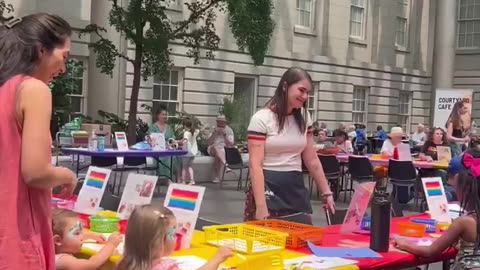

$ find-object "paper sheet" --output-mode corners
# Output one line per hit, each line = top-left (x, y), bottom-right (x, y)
(284, 255), (357, 270)
(307, 242), (382, 259)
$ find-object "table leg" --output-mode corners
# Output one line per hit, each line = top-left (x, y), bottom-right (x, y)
(76, 154), (80, 176)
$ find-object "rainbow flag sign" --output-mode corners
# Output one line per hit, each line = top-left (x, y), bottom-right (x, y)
(168, 189), (199, 211)
(425, 181), (443, 197)
(164, 183), (205, 249)
(75, 166), (112, 215)
(86, 171), (108, 189)
(421, 177), (450, 223)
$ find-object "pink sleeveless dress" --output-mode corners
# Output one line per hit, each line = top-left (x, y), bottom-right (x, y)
(0, 75), (55, 269)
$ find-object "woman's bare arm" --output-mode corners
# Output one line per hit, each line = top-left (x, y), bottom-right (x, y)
(19, 79), (76, 188)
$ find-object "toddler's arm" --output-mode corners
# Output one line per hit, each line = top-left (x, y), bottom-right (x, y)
(56, 232), (122, 270)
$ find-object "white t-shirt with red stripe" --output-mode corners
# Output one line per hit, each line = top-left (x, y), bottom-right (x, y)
(247, 108), (313, 172)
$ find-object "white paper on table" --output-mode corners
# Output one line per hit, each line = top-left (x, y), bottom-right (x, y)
(75, 167), (112, 215)
(117, 173), (158, 219)
(82, 242), (124, 255)
(421, 177), (451, 223)
(340, 182), (376, 234)
(448, 203), (464, 219)
(115, 132), (129, 165)
(170, 256), (208, 270)
(150, 133), (166, 151)
(397, 144), (412, 161)
(284, 255), (358, 270)
(164, 184), (206, 249)
(436, 146), (452, 163)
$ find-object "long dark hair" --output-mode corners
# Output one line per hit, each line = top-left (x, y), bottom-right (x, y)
(426, 127), (448, 146)
(457, 166), (480, 250)
(446, 100), (465, 130)
(0, 13), (72, 87)
(183, 118), (195, 134)
(266, 67), (312, 134)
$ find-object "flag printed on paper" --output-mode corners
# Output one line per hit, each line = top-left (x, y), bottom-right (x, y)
(86, 171), (108, 189)
(167, 189), (199, 211)
(425, 181), (443, 197)
(117, 133), (126, 141)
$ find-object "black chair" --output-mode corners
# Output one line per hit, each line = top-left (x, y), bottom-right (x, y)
(222, 147), (250, 190)
(325, 209), (348, 226)
(388, 159), (419, 208)
(391, 199), (404, 217)
(99, 190), (121, 211)
(345, 156), (374, 202)
(313, 155), (341, 201)
(195, 217), (221, 230)
(72, 180), (120, 212)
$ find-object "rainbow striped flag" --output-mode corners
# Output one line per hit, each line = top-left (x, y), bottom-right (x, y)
(167, 189), (199, 211)
(116, 133), (126, 140)
(86, 171), (107, 189)
(425, 181), (443, 197)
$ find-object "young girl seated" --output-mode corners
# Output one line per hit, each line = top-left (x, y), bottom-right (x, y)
(117, 205), (233, 270)
(394, 152), (480, 269)
(52, 208), (122, 270)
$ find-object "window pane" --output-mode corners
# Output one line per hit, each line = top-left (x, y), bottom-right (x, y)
(299, 0), (305, 9)
(70, 97), (82, 113)
(161, 85), (170, 100)
(460, 22), (466, 34)
(170, 71), (178, 85)
(305, 0), (312, 11)
(170, 86), (178, 101)
(167, 102), (177, 115)
(71, 79), (83, 95)
(475, 33), (480, 47)
(475, 5), (480, 18)
(467, 34), (474, 47)
(460, 6), (467, 19)
(153, 85), (161, 100)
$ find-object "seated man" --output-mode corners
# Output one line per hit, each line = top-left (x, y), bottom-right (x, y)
(445, 156), (461, 202)
(207, 115), (235, 183)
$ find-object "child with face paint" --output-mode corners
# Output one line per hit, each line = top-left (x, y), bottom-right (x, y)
(52, 208), (122, 270)
(117, 205), (233, 270)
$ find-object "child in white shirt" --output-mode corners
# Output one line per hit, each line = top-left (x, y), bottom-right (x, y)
(178, 119), (199, 185)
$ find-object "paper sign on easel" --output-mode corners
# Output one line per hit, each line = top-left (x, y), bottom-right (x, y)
(340, 182), (376, 234)
(397, 144), (412, 161)
(75, 166), (112, 215)
(164, 183), (206, 249)
(149, 133), (166, 151)
(421, 177), (451, 223)
(117, 173), (158, 219)
(436, 146), (452, 163)
(115, 132), (129, 165)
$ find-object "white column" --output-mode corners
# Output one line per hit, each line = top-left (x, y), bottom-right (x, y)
(87, 0), (127, 119)
(431, 0), (457, 122)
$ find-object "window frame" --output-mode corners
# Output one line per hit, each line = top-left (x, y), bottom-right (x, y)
(395, 0), (410, 49)
(306, 82), (319, 121)
(152, 69), (183, 117)
(296, 0), (316, 30)
(352, 86), (368, 126)
(349, 0), (367, 40)
(66, 57), (87, 116)
(398, 91), (412, 133)
(457, 0), (480, 49)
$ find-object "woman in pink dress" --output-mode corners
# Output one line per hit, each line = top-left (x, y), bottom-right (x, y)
(0, 13), (77, 269)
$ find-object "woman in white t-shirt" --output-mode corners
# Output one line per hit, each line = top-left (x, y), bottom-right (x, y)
(244, 67), (335, 223)
(178, 119), (199, 185)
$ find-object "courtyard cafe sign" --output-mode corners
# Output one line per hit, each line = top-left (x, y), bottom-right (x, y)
(433, 89), (473, 129)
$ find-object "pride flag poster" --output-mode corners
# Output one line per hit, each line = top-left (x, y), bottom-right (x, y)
(115, 132), (129, 165)
(421, 177), (450, 223)
(164, 184), (205, 249)
(75, 166), (112, 215)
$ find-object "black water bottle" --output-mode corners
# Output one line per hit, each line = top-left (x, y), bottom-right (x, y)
(370, 192), (391, 252)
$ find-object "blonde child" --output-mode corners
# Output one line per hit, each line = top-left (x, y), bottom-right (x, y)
(52, 208), (122, 270)
(394, 152), (480, 269)
(117, 205), (233, 270)
(178, 119), (199, 185)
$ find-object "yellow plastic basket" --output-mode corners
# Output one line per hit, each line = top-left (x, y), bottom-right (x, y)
(233, 251), (284, 270)
(203, 224), (288, 254)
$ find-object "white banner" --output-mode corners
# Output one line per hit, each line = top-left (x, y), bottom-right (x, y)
(433, 89), (473, 130)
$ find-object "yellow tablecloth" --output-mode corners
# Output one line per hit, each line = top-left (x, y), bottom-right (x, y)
(80, 231), (359, 270)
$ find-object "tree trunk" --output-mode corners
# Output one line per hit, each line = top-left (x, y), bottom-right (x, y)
(127, 47), (143, 145)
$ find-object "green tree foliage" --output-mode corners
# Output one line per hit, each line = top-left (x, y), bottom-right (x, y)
(81, 0), (274, 144)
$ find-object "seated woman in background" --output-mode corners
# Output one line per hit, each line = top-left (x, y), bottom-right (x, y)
(333, 129), (353, 154)
(316, 129), (333, 148)
(419, 127), (450, 183)
(380, 127), (404, 158)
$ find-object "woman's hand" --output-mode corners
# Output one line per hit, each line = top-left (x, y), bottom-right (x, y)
(322, 194), (336, 214)
(57, 168), (77, 199)
(255, 205), (269, 220)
